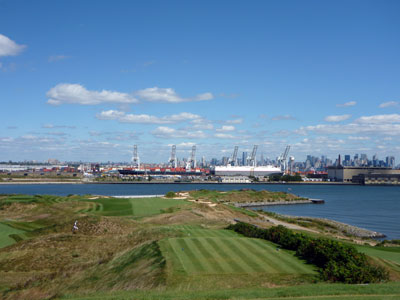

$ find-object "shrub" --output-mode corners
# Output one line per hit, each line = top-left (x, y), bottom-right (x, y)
(227, 222), (388, 283)
(165, 191), (176, 198)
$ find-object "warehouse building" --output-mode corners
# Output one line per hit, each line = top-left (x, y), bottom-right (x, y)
(327, 166), (400, 183)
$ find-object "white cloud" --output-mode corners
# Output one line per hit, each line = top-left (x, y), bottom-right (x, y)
(324, 114), (351, 122)
(355, 114), (400, 124)
(0, 34), (26, 56)
(271, 115), (296, 121)
(301, 123), (400, 136)
(136, 87), (213, 103)
(97, 110), (201, 124)
(226, 118), (243, 124)
(46, 83), (138, 105)
(152, 126), (206, 139)
(216, 125), (235, 132)
(348, 136), (370, 141)
(214, 133), (235, 139)
(42, 124), (76, 129)
(191, 118), (214, 130)
(379, 101), (399, 108)
(336, 101), (356, 107)
(169, 142), (195, 148)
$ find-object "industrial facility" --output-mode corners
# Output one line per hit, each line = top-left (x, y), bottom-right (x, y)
(116, 144), (291, 179)
(213, 145), (287, 176)
(327, 165), (400, 184)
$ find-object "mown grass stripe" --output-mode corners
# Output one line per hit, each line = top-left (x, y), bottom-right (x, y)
(175, 238), (206, 273)
(198, 237), (235, 273)
(190, 238), (225, 273)
(251, 238), (314, 274)
(204, 237), (246, 273)
(165, 239), (188, 274)
(212, 238), (254, 273)
(237, 238), (281, 273)
(250, 238), (300, 273)
(222, 238), (265, 273)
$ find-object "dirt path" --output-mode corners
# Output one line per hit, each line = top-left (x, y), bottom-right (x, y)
(260, 215), (320, 233)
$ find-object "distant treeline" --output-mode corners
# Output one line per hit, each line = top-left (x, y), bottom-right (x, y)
(227, 222), (388, 283)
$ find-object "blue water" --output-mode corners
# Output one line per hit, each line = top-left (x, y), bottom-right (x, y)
(0, 183), (399, 239)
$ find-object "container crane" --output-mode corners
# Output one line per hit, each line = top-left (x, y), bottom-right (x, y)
(227, 146), (239, 166)
(247, 145), (258, 167)
(132, 145), (140, 169)
(278, 145), (291, 173)
(186, 145), (196, 171)
(168, 145), (177, 168)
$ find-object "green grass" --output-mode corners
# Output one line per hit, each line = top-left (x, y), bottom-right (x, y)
(226, 204), (258, 217)
(61, 282), (400, 299)
(159, 226), (316, 278)
(356, 244), (400, 272)
(84, 197), (190, 217)
(162, 236), (316, 275)
(0, 223), (26, 248)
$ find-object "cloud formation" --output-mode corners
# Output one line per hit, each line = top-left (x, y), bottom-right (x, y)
(97, 110), (201, 124)
(216, 125), (235, 132)
(136, 87), (213, 103)
(46, 84), (138, 105)
(226, 118), (243, 124)
(214, 133), (235, 139)
(0, 34), (26, 56)
(271, 115), (296, 121)
(336, 101), (356, 107)
(152, 126), (206, 139)
(324, 114), (351, 122)
(355, 114), (400, 124)
(379, 101), (398, 108)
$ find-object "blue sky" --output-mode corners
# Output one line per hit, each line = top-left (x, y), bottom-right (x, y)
(1, 0), (400, 163)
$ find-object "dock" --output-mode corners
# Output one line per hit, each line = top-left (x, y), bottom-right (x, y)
(234, 198), (324, 208)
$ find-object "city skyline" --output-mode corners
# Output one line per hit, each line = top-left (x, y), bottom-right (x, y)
(1, 1), (400, 162)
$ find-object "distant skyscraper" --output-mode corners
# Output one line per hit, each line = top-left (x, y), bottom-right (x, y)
(344, 155), (350, 166)
(242, 152), (248, 166)
(386, 156), (395, 168)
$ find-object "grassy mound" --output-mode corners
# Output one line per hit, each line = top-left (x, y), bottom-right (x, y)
(189, 189), (306, 203)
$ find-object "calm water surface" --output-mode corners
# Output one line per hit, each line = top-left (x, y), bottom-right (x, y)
(0, 183), (399, 239)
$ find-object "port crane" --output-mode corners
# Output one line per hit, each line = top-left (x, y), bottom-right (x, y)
(227, 146), (239, 166)
(168, 145), (177, 168)
(186, 145), (196, 171)
(247, 145), (258, 167)
(132, 145), (140, 169)
(278, 145), (291, 173)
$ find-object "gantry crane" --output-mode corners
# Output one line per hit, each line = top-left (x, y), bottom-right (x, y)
(132, 145), (140, 168)
(168, 145), (177, 168)
(186, 145), (196, 171)
(278, 145), (291, 173)
(227, 146), (239, 166)
(247, 145), (258, 167)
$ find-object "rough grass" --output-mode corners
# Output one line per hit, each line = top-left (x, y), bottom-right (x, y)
(188, 189), (306, 204)
(1, 192), (400, 299)
(61, 282), (400, 299)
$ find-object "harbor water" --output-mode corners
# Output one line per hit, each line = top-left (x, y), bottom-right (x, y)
(0, 183), (399, 239)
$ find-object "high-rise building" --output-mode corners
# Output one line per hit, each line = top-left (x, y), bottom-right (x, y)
(386, 156), (395, 168)
(242, 152), (248, 166)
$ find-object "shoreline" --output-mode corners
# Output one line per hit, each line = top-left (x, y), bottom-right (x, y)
(0, 180), (358, 185)
(234, 199), (324, 207)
